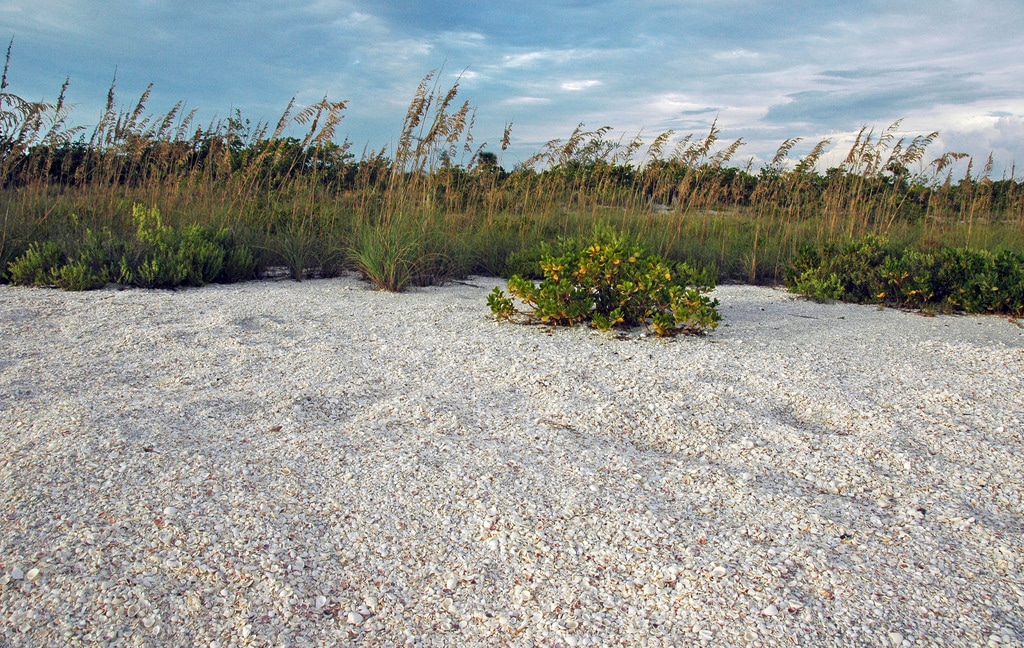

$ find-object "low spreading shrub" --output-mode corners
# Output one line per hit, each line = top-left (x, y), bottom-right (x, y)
(785, 235), (892, 304)
(879, 248), (940, 310)
(489, 229), (720, 336)
(6, 233), (112, 290)
(129, 204), (227, 288)
(785, 235), (1024, 316)
(499, 239), (577, 281)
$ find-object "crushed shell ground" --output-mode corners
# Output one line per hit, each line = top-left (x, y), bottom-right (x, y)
(1, 275), (1022, 647)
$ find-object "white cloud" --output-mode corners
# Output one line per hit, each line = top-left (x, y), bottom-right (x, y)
(712, 49), (761, 61)
(500, 51), (555, 68)
(560, 80), (602, 92)
(438, 31), (487, 47)
(334, 11), (383, 30)
(503, 96), (551, 106)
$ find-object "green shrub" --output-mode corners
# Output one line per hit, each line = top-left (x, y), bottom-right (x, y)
(218, 242), (258, 283)
(500, 238), (579, 280)
(130, 204), (186, 288)
(991, 250), (1024, 316)
(785, 244), (839, 301)
(880, 248), (939, 309)
(8, 229), (119, 290)
(488, 229), (720, 336)
(787, 270), (845, 303)
(128, 204), (233, 288)
(6, 206), (256, 291)
(52, 260), (106, 291)
(937, 247), (996, 313)
(786, 235), (1024, 315)
(787, 235), (892, 303)
(7, 241), (63, 286)
(178, 225), (226, 286)
(59, 227), (120, 290)
(935, 248), (1024, 315)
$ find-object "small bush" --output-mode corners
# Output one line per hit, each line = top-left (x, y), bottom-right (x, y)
(936, 247), (996, 313)
(129, 204), (186, 288)
(128, 204), (234, 288)
(52, 260), (106, 291)
(8, 241), (63, 286)
(178, 225), (226, 286)
(218, 241), (258, 283)
(500, 238), (579, 280)
(880, 248), (939, 309)
(5, 206), (256, 291)
(785, 235), (891, 303)
(7, 229), (121, 290)
(991, 250), (1024, 316)
(489, 229), (720, 336)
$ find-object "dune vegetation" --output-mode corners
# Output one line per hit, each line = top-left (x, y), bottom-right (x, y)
(2, 43), (1022, 313)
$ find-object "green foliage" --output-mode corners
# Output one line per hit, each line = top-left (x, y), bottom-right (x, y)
(179, 225), (226, 286)
(931, 247), (1024, 316)
(52, 259), (105, 291)
(489, 229), (720, 336)
(53, 226), (115, 290)
(486, 286), (516, 319)
(7, 240), (62, 286)
(126, 203), (260, 288)
(786, 244), (844, 302)
(785, 235), (1024, 315)
(6, 205), (256, 291)
(786, 235), (892, 303)
(500, 237), (585, 280)
(130, 204), (226, 288)
(991, 250), (1024, 316)
(218, 239), (258, 283)
(6, 234), (111, 290)
(936, 247), (995, 313)
(880, 248), (939, 310)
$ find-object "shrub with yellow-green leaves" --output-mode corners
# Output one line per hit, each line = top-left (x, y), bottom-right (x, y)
(488, 230), (720, 336)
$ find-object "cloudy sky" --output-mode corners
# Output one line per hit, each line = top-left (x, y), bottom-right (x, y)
(3, 0), (1023, 175)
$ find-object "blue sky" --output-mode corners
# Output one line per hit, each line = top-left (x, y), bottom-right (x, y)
(3, 0), (1023, 176)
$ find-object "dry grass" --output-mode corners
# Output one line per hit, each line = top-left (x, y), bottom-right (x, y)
(1, 50), (1022, 288)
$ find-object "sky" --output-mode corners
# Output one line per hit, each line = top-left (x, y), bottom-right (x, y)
(3, 0), (1024, 177)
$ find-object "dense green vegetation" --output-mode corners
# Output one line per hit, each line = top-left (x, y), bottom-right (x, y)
(786, 235), (1024, 316)
(2, 43), (1022, 313)
(488, 229), (720, 336)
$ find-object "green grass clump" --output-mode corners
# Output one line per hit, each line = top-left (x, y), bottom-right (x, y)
(489, 228), (720, 336)
(785, 235), (1024, 316)
(347, 215), (438, 291)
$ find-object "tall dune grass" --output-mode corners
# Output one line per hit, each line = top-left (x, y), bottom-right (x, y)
(2, 45), (1022, 289)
